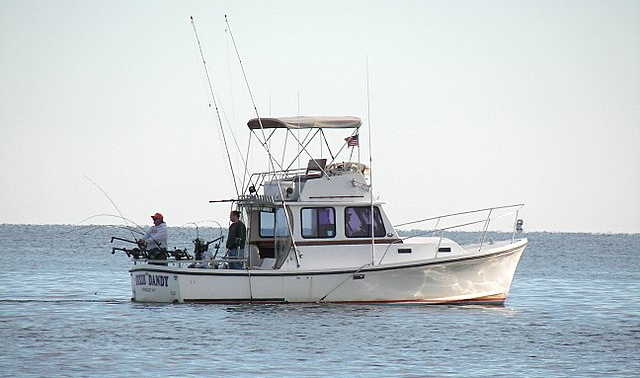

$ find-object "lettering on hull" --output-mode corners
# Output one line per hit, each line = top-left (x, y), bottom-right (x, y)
(134, 273), (169, 287)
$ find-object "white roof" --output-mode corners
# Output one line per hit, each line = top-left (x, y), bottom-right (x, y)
(247, 116), (362, 130)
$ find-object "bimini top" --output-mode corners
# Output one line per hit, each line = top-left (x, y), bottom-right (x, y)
(247, 116), (361, 130)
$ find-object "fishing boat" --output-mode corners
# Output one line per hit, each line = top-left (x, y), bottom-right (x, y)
(125, 116), (527, 305)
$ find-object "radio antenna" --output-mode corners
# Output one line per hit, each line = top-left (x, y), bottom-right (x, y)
(366, 55), (375, 265)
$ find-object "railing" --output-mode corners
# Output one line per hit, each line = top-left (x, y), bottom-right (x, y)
(245, 168), (307, 195)
(133, 257), (249, 269)
(237, 194), (278, 206)
(378, 204), (524, 264)
(243, 162), (363, 200)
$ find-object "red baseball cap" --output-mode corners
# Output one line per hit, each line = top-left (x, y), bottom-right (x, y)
(151, 212), (163, 220)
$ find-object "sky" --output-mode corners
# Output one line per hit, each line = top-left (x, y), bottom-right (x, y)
(1, 0), (639, 233)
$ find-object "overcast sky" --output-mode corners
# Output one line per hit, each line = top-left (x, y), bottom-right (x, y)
(1, 0), (639, 233)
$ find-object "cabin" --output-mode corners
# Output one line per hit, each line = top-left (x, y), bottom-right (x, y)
(237, 158), (408, 270)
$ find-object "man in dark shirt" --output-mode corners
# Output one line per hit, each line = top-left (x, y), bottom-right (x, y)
(226, 210), (246, 269)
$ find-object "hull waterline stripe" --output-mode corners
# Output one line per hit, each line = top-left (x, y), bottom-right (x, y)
(178, 296), (506, 305)
(183, 298), (287, 304)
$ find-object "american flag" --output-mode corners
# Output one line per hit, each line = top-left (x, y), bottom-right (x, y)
(344, 134), (359, 147)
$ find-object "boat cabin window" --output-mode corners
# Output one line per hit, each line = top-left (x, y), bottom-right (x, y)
(345, 206), (386, 238)
(259, 208), (289, 238)
(301, 207), (336, 238)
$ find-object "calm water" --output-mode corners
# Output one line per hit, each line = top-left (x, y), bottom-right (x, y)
(0, 225), (638, 377)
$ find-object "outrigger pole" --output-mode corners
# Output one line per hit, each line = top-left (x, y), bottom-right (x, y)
(190, 16), (240, 198)
(224, 16), (332, 184)
(225, 15), (301, 267)
(224, 15), (271, 161)
(224, 16), (299, 184)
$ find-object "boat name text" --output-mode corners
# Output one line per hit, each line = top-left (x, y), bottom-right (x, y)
(135, 273), (169, 287)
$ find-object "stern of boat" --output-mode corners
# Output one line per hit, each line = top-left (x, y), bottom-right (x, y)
(130, 268), (182, 303)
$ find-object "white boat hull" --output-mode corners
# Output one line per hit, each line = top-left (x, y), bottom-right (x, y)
(130, 239), (526, 305)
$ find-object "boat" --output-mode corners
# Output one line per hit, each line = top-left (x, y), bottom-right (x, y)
(123, 116), (527, 305)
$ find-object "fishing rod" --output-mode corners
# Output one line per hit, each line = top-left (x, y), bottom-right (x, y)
(178, 220), (226, 262)
(110, 235), (145, 258)
(110, 236), (138, 245)
(63, 224), (144, 238)
(83, 176), (139, 241)
(80, 212), (164, 255)
(190, 16), (240, 198)
(208, 199), (237, 203)
(77, 214), (146, 234)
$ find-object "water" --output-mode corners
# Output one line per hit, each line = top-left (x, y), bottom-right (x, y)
(0, 225), (638, 377)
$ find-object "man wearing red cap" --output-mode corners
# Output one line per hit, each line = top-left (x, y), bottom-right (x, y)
(138, 212), (168, 251)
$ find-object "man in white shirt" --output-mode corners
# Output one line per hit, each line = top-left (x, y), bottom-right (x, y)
(138, 212), (168, 251)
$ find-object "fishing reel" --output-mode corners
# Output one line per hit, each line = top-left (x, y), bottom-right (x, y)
(110, 236), (149, 259)
(192, 236), (224, 260)
(169, 248), (192, 260)
(193, 237), (210, 261)
(111, 246), (148, 259)
(187, 236), (226, 269)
